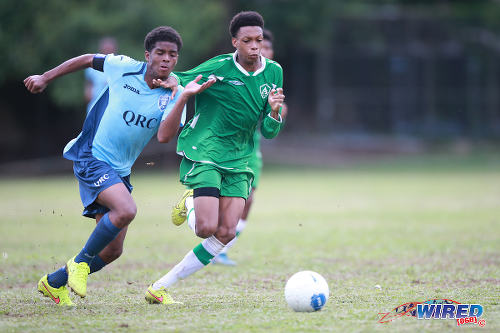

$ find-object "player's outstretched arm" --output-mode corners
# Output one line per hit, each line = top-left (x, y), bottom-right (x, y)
(157, 75), (215, 143)
(24, 54), (95, 94)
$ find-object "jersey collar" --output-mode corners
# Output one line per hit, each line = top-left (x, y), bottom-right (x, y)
(232, 52), (266, 76)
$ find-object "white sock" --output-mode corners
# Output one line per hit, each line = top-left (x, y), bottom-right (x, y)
(152, 236), (224, 289)
(152, 251), (203, 289)
(219, 236), (237, 254)
(236, 219), (247, 234)
(186, 196), (196, 234)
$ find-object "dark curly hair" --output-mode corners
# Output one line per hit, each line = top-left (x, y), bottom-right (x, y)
(144, 26), (182, 52)
(229, 11), (264, 38)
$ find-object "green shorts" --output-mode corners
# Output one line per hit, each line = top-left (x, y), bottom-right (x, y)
(179, 158), (254, 199)
(247, 150), (263, 189)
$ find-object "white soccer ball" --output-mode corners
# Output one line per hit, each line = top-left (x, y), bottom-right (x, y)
(284, 271), (329, 312)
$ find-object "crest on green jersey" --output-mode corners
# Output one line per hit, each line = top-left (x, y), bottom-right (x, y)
(260, 83), (271, 99)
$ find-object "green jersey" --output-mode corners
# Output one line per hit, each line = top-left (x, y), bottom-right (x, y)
(253, 128), (261, 156)
(175, 52), (283, 170)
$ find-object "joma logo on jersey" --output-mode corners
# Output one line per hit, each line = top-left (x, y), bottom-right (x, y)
(260, 83), (271, 99)
(123, 110), (158, 129)
(94, 174), (109, 187)
(123, 83), (140, 94)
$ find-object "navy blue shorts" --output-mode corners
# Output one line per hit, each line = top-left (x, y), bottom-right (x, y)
(73, 158), (133, 219)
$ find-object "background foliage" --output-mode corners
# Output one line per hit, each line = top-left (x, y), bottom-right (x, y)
(2, 0), (500, 162)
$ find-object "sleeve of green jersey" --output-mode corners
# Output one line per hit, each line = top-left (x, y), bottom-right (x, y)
(260, 63), (284, 139)
(173, 54), (229, 86)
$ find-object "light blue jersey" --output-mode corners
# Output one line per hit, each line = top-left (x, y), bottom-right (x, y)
(64, 54), (186, 177)
(85, 67), (108, 111)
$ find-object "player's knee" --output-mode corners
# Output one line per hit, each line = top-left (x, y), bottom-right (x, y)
(216, 227), (235, 245)
(195, 223), (217, 238)
(114, 205), (137, 226)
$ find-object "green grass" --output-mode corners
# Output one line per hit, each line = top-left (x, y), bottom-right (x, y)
(0, 153), (499, 332)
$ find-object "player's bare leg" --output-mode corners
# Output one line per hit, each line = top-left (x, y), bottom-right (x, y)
(241, 190), (254, 221)
(148, 196), (244, 303)
(215, 196), (245, 244)
(90, 213), (129, 272)
(67, 183), (136, 297)
(214, 191), (253, 265)
(193, 196), (219, 238)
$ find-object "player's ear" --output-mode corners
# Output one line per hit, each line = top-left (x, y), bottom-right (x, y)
(231, 37), (238, 48)
(145, 50), (150, 62)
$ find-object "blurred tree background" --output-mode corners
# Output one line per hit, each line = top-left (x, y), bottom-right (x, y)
(1, 0), (500, 163)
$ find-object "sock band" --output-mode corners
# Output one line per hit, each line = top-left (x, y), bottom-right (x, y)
(193, 243), (213, 265)
(194, 187), (220, 198)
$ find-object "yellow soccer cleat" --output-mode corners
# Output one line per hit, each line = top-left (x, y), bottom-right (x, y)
(145, 285), (183, 305)
(38, 274), (74, 306)
(171, 189), (193, 226)
(66, 256), (90, 298)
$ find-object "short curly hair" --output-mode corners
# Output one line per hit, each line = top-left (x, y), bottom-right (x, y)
(229, 11), (264, 38)
(144, 26), (182, 52)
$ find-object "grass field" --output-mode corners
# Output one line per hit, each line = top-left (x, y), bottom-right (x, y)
(0, 153), (499, 332)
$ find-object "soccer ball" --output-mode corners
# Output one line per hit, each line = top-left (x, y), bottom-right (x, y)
(284, 271), (329, 312)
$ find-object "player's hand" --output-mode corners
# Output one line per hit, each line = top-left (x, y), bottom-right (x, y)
(182, 74), (216, 98)
(268, 88), (285, 113)
(152, 75), (179, 98)
(24, 74), (49, 94)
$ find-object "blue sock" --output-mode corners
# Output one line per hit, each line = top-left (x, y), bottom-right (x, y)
(89, 255), (107, 274)
(74, 213), (121, 264)
(47, 266), (68, 288)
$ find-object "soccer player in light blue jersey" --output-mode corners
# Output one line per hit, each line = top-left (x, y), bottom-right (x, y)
(24, 26), (215, 306)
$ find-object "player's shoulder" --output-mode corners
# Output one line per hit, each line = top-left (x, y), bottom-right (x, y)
(104, 54), (144, 73)
(200, 53), (234, 68)
(209, 53), (234, 63)
(265, 58), (283, 71)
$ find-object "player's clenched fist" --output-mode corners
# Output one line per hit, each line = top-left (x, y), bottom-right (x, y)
(24, 74), (49, 94)
(268, 87), (285, 115)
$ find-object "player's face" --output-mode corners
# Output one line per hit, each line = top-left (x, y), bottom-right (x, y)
(261, 39), (274, 59)
(232, 26), (263, 65)
(145, 41), (178, 80)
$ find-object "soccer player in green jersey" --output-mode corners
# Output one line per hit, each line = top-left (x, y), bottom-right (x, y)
(145, 11), (285, 304)
(212, 28), (289, 266)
